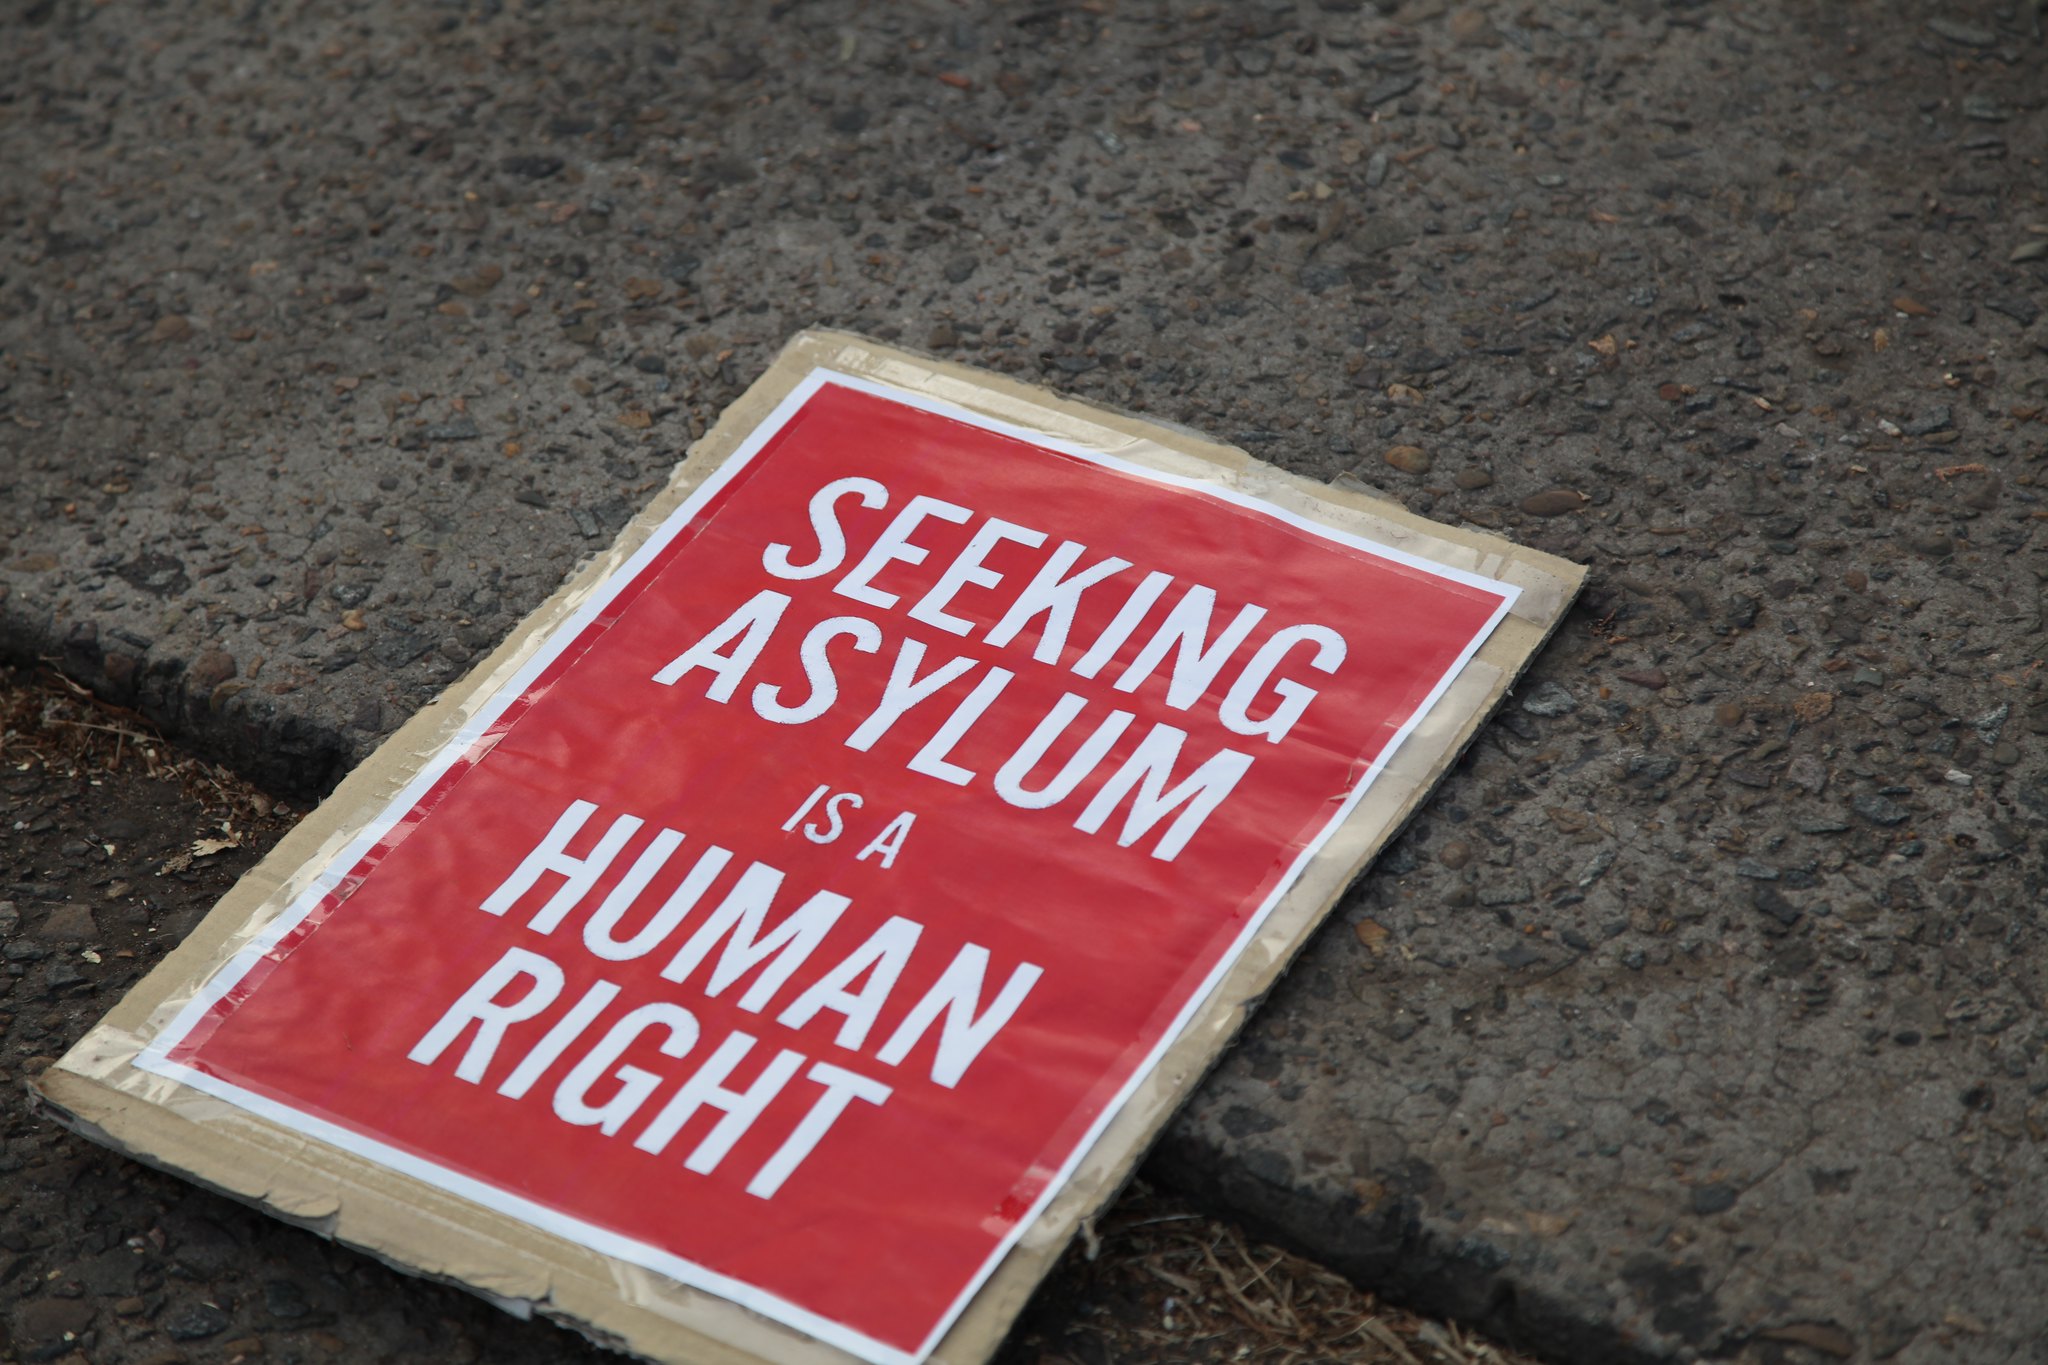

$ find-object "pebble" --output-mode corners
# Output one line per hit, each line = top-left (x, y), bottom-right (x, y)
(1518, 489), (1585, 517)
(1365, 74), (1421, 107)
(1901, 405), (1952, 436)
(1382, 445), (1431, 475)
(2013, 239), (2048, 264)
(1478, 880), (1533, 907)
(1448, 7), (1504, 48)
(1851, 794), (1910, 827)
(1519, 681), (1577, 718)
(1690, 1183), (1739, 1216)
(162, 1299), (231, 1340)
(1987, 295), (2041, 327)
(422, 417), (481, 442)
(35, 903), (98, 943)
(1926, 17), (1996, 45)
(1905, 533), (1953, 558)
(1364, 149), (1389, 188)
(1617, 668), (1667, 690)
(1454, 467), (1494, 490)
(263, 1278), (311, 1321)
(13, 1297), (97, 1360)
(187, 648), (237, 693)
(1972, 702), (2008, 744)
(499, 154), (564, 178)
(1753, 885), (1801, 926)
(1787, 754), (1829, 793)
(1438, 840), (1473, 870)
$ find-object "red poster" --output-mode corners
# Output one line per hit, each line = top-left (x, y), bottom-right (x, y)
(141, 371), (1516, 1362)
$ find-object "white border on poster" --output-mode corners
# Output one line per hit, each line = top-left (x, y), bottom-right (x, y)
(137, 367), (1521, 1365)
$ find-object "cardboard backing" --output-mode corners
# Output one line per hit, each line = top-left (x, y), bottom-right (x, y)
(34, 330), (1585, 1365)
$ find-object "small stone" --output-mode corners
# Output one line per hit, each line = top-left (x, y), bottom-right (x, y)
(500, 154), (564, 178)
(263, 1279), (311, 1321)
(1519, 488), (1586, 517)
(187, 648), (237, 693)
(35, 904), (97, 943)
(1759, 1323), (1855, 1359)
(162, 1299), (231, 1341)
(423, 416), (481, 442)
(1905, 533), (1953, 558)
(1438, 840), (1473, 870)
(1900, 405), (1952, 436)
(1971, 703), (2009, 744)
(1365, 149), (1389, 188)
(1753, 885), (1801, 926)
(1454, 467), (1493, 490)
(2013, 239), (2048, 264)
(943, 254), (978, 284)
(1690, 1182), (1739, 1215)
(1852, 794), (1910, 827)
(1987, 295), (2041, 327)
(1617, 668), (1667, 690)
(1926, 17), (1996, 46)
(1382, 445), (1431, 475)
(1479, 880), (1533, 907)
(1519, 681), (1577, 718)
(1354, 919), (1389, 954)
(1233, 46), (1274, 76)
(926, 322), (959, 349)
(1447, 7), (1503, 47)
(1791, 691), (1835, 723)
(1364, 73), (1420, 106)
(1787, 754), (1829, 793)
(1714, 701), (1745, 726)
(12, 1297), (97, 1361)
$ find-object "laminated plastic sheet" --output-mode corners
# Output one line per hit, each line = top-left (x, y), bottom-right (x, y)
(35, 330), (1586, 1365)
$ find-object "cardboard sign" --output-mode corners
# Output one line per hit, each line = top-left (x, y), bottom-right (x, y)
(37, 332), (1584, 1365)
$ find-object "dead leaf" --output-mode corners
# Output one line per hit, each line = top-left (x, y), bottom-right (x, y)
(1588, 333), (1619, 357)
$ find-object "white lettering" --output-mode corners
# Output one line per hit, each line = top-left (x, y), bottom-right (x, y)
(1076, 724), (1255, 861)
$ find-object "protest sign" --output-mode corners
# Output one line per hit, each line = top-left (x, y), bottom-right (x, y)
(36, 331), (1584, 1364)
